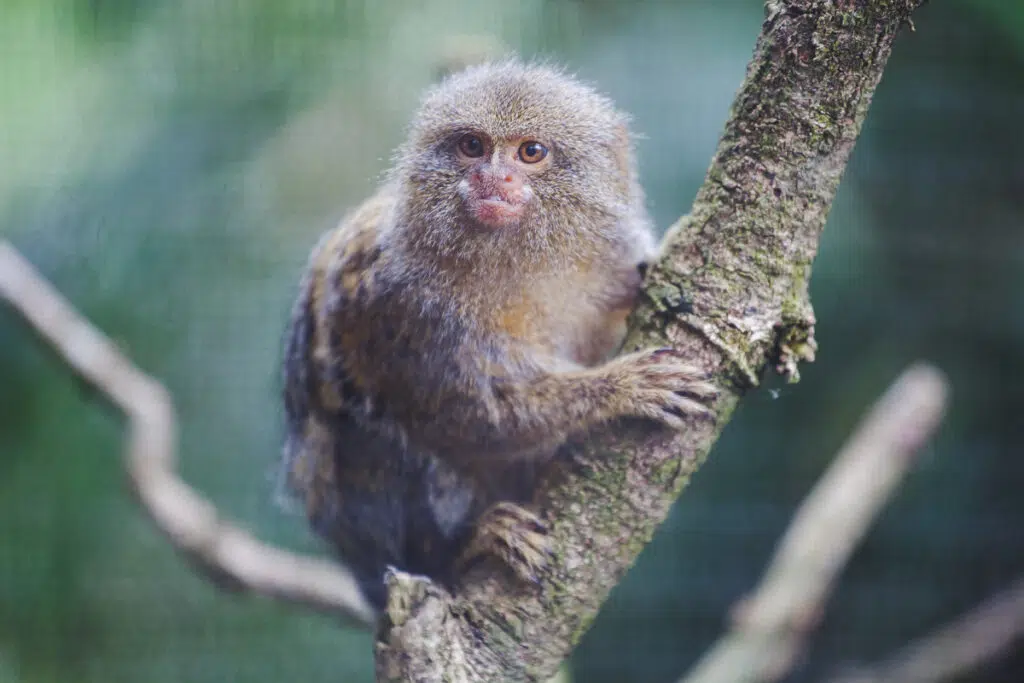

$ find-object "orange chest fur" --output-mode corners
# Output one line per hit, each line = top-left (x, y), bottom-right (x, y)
(486, 267), (638, 366)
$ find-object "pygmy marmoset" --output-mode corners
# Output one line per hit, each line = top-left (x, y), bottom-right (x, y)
(280, 60), (714, 612)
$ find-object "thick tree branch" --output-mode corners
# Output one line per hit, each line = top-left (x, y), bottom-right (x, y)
(681, 363), (949, 683)
(0, 241), (377, 627)
(376, 1), (929, 681)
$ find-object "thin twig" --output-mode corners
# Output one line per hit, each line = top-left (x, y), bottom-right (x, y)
(680, 363), (951, 683)
(0, 240), (376, 626)
(830, 575), (1024, 683)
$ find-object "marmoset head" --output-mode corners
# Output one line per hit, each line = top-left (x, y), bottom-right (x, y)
(393, 60), (643, 245)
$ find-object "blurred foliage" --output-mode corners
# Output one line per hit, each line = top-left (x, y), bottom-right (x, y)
(0, 1), (1021, 682)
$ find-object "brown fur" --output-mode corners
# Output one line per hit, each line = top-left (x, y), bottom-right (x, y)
(279, 60), (714, 613)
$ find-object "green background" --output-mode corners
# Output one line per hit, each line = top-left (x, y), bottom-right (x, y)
(1, 1), (1021, 681)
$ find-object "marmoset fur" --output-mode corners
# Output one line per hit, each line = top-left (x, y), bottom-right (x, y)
(280, 60), (713, 611)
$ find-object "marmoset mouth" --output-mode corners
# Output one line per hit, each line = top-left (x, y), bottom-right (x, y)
(472, 197), (524, 227)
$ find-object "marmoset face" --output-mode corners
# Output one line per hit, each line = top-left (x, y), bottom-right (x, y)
(451, 132), (551, 229)
(398, 61), (639, 241)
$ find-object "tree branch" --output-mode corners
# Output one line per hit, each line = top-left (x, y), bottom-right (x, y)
(0, 241), (377, 627)
(681, 363), (949, 683)
(376, 1), (929, 681)
(829, 576), (1024, 683)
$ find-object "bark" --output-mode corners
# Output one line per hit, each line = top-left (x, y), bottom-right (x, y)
(376, 1), (929, 681)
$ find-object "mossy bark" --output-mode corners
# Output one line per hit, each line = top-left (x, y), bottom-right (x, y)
(376, 1), (928, 681)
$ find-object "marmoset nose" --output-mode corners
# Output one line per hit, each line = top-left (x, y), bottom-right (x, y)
(473, 166), (526, 202)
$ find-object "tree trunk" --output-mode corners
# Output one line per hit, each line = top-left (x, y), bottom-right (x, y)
(376, 2), (929, 681)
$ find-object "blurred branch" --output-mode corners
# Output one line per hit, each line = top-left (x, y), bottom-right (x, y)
(0, 240), (377, 627)
(829, 575), (1024, 683)
(376, 1), (930, 681)
(681, 363), (950, 683)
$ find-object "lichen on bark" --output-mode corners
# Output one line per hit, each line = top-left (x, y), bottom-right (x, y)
(376, 2), (929, 681)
